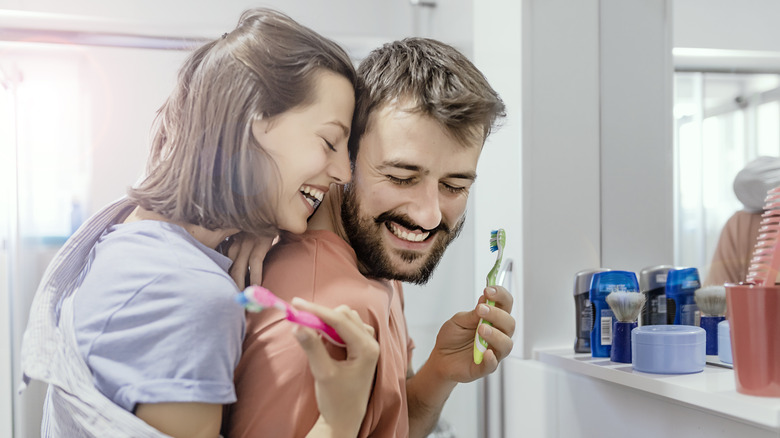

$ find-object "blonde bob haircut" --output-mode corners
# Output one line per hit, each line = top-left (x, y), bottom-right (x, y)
(128, 8), (356, 238)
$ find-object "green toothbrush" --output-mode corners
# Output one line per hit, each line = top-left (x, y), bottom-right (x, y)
(474, 228), (506, 364)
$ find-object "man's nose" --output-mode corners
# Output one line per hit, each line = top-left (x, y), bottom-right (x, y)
(405, 181), (442, 231)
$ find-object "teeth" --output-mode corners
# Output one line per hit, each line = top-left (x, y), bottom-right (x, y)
(300, 186), (325, 208)
(301, 186), (324, 201)
(389, 222), (429, 242)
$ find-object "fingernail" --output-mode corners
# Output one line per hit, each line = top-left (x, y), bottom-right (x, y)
(486, 287), (497, 296)
(480, 324), (493, 337)
(478, 304), (490, 316)
(293, 327), (309, 342)
(291, 297), (306, 306)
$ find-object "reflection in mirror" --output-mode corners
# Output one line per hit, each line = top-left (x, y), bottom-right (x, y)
(674, 72), (780, 280)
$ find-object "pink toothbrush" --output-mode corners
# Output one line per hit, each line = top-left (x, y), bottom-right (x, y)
(747, 186), (780, 286)
(235, 285), (345, 347)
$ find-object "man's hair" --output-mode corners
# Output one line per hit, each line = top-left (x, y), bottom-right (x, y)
(348, 37), (506, 161)
(128, 8), (356, 238)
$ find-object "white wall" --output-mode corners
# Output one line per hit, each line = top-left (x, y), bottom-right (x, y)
(0, 0), (411, 42)
(673, 0), (780, 52)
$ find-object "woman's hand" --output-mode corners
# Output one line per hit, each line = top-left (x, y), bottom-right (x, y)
(224, 232), (275, 288)
(294, 299), (379, 438)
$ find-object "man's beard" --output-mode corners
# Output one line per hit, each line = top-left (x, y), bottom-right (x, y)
(340, 184), (465, 284)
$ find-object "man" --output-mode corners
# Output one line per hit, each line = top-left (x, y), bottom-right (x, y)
(226, 37), (513, 438)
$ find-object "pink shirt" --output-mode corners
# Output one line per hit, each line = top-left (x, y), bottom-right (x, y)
(226, 230), (413, 438)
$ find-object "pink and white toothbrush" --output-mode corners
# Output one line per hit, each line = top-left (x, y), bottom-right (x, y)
(235, 285), (345, 347)
(747, 186), (780, 286)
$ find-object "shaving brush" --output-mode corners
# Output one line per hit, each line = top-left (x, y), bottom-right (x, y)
(694, 285), (726, 355)
(606, 291), (646, 363)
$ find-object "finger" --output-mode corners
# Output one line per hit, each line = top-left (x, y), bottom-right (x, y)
(248, 237), (274, 286)
(228, 237), (248, 289)
(234, 236), (255, 285)
(293, 325), (333, 380)
(484, 286), (513, 312)
(479, 348), (500, 373)
(476, 302), (516, 339)
(291, 298), (378, 358)
(477, 322), (514, 362)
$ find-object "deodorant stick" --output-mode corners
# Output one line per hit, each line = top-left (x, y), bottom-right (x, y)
(573, 268), (609, 353)
(639, 265), (674, 326)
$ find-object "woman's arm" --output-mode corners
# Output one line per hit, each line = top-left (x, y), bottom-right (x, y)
(135, 402), (222, 438)
(293, 299), (379, 438)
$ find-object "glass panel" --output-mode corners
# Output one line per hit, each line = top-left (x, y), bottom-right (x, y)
(1, 41), (189, 437)
(674, 72), (780, 281)
(0, 64), (18, 438)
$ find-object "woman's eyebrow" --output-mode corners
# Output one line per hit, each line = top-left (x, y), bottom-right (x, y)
(326, 120), (350, 137)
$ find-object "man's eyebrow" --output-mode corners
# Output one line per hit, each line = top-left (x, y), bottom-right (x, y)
(326, 120), (350, 137)
(379, 160), (424, 173)
(379, 160), (477, 181)
(446, 171), (477, 182)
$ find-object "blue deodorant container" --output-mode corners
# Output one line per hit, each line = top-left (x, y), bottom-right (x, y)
(665, 267), (700, 326)
(589, 270), (639, 358)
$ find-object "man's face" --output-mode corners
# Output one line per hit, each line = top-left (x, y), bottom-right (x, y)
(341, 104), (481, 284)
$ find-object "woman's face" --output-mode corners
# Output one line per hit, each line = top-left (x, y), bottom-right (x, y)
(252, 71), (354, 234)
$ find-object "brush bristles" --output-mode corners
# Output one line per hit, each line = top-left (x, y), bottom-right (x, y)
(606, 291), (646, 322)
(694, 285), (727, 316)
(490, 229), (506, 252)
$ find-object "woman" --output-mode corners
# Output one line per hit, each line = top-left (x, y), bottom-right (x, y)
(20, 8), (377, 438)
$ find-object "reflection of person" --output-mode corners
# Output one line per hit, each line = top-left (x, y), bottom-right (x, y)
(705, 156), (780, 286)
(20, 8), (378, 438)
(226, 38), (515, 438)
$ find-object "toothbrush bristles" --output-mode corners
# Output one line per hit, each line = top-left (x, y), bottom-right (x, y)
(489, 229), (506, 252)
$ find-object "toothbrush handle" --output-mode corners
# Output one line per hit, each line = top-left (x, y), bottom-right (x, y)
(474, 299), (495, 364)
(287, 309), (345, 347)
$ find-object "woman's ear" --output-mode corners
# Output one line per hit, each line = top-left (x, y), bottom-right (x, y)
(251, 115), (270, 144)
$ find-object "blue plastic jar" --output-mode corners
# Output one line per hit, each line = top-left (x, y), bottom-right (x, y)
(632, 325), (706, 374)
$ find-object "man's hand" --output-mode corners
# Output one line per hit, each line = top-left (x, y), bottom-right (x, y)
(430, 285), (515, 381)
(406, 285), (514, 438)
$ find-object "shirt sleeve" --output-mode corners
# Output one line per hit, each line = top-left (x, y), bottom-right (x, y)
(84, 270), (245, 412)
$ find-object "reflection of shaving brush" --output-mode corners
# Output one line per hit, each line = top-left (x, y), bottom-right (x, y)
(694, 285), (726, 355)
(606, 291), (646, 363)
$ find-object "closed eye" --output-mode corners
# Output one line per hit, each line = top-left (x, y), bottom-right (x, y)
(324, 139), (337, 152)
(442, 183), (468, 194)
(387, 175), (414, 185)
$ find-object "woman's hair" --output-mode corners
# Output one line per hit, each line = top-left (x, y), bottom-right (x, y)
(128, 8), (356, 238)
(348, 37), (505, 161)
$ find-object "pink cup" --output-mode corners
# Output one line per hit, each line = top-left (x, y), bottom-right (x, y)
(724, 283), (780, 397)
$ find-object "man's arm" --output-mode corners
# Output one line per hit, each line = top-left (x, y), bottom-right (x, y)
(405, 285), (515, 438)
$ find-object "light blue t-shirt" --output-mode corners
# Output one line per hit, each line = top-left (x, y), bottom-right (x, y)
(72, 220), (244, 412)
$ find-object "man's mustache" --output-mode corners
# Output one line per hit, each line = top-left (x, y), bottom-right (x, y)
(374, 212), (452, 235)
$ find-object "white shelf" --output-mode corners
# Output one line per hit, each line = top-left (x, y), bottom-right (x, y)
(535, 348), (780, 431)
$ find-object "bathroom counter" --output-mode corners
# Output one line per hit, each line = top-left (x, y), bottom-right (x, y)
(535, 348), (780, 431)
